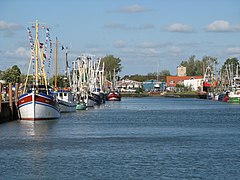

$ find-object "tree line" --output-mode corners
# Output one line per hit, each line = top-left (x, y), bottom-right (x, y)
(0, 55), (239, 85)
(180, 55), (239, 77)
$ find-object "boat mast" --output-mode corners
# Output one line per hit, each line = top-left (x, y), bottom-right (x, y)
(157, 60), (159, 82)
(102, 62), (105, 92)
(113, 68), (116, 90)
(55, 37), (58, 90)
(34, 20), (39, 90)
(66, 48), (72, 88)
(236, 64), (239, 78)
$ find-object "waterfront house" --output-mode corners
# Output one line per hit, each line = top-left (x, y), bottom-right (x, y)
(166, 76), (203, 91)
(184, 78), (203, 91)
(116, 79), (142, 92)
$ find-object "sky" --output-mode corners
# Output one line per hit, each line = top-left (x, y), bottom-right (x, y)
(0, 0), (240, 77)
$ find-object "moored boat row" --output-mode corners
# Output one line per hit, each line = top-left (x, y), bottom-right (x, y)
(197, 60), (240, 104)
(17, 20), (120, 121)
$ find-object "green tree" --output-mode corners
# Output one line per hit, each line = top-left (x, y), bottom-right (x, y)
(20, 74), (27, 84)
(122, 70), (171, 82)
(180, 55), (196, 76)
(101, 55), (122, 81)
(158, 69), (170, 81)
(202, 56), (218, 75)
(49, 74), (69, 88)
(147, 72), (157, 77)
(159, 69), (171, 76)
(0, 70), (3, 80)
(180, 55), (202, 76)
(1, 65), (21, 84)
(221, 57), (239, 79)
(180, 55), (218, 76)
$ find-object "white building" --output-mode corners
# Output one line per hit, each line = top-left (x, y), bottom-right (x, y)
(184, 78), (203, 91)
(117, 79), (142, 92)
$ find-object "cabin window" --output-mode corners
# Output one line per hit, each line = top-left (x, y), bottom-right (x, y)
(59, 93), (63, 97)
(64, 93), (67, 96)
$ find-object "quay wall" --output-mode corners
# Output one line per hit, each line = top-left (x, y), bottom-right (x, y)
(0, 102), (19, 123)
(0, 82), (19, 123)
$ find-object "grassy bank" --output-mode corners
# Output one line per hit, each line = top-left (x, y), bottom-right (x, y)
(121, 92), (150, 97)
(162, 91), (198, 98)
(121, 91), (198, 98)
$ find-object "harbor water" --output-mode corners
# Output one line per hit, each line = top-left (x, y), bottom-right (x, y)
(0, 97), (240, 179)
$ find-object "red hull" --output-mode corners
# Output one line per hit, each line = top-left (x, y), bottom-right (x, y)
(107, 92), (121, 101)
(17, 93), (60, 120)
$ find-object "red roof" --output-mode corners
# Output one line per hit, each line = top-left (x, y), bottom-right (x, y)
(166, 76), (203, 87)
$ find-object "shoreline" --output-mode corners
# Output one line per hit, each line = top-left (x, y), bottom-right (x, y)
(121, 92), (199, 98)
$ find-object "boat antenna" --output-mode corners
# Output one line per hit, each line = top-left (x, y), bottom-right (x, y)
(54, 37), (58, 90)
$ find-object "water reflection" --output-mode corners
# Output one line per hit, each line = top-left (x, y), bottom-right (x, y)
(17, 120), (59, 177)
(19, 120), (58, 137)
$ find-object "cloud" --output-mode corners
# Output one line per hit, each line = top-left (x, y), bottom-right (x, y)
(1, 47), (30, 70)
(138, 42), (159, 48)
(0, 21), (22, 31)
(165, 23), (194, 33)
(0, 21), (22, 38)
(226, 47), (240, 56)
(113, 40), (127, 48)
(140, 48), (158, 56)
(4, 47), (30, 58)
(119, 4), (147, 13)
(116, 42), (160, 57)
(205, 20), (240, 32)
(135, 42), (160, 57)
(169, 46), (183, 54)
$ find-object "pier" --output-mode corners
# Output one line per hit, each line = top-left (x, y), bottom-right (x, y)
(0, 82), (19, 123)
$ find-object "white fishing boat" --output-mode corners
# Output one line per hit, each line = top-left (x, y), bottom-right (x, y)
(75, 55), (95, 107)
(229, 77), (240, 103)
(17, 20), (60, 120)
(70, 54), (106, 108)
(222, 64), (240, 103)
(18, 86), (60, 120)
(54, 42), (76, 112)
(56, 90), (76, 112)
